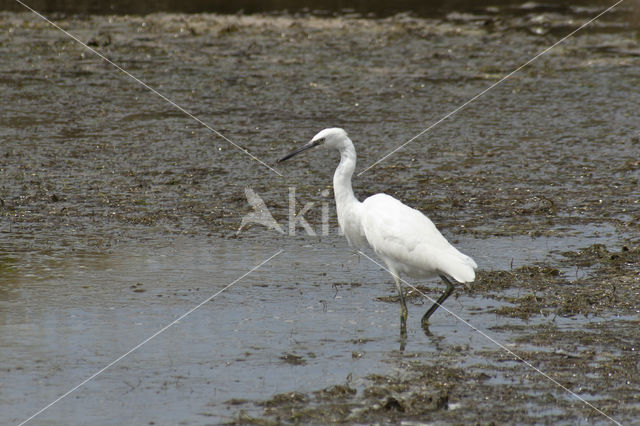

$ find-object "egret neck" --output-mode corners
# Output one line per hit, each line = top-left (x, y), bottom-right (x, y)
(332, 136), (365, 248)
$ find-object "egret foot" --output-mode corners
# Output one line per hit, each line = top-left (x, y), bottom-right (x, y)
(399, 306), (407, 351)
(421, 321), (432, 337)
(400, 304), (407, 351)
(421, 275), (455, 325)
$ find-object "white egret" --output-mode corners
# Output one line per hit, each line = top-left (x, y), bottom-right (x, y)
(278, 128), (477, 334)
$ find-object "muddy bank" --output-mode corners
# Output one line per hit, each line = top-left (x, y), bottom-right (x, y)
(2, 9), (639, 252)
(2, 0), (637, 18)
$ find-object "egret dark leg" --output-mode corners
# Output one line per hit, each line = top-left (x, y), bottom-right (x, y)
(393, 275), (408, 338)
(421, 275), (455, 327)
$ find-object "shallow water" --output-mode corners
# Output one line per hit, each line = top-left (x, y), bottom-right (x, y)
(1, 4), (640, 425)
(1, 225), (635, 424)
(1, 235), (472, 423)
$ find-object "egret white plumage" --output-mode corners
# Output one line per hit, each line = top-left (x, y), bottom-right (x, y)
(278, 128), (477, 334)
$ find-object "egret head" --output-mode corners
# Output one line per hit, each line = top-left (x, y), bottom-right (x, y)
(277, 128), (349, 163)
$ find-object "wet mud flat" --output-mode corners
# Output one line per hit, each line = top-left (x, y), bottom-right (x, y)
(1, 4), (640, 425)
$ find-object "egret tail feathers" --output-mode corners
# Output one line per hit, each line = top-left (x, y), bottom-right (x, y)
(433, 249), (476, 283)
(446, 254), (477, 283)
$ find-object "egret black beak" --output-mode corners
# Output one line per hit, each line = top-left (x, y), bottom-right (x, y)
(277, 139), (321, 163)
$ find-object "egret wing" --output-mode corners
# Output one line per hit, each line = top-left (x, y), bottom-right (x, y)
(361, 194), (476, 282)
